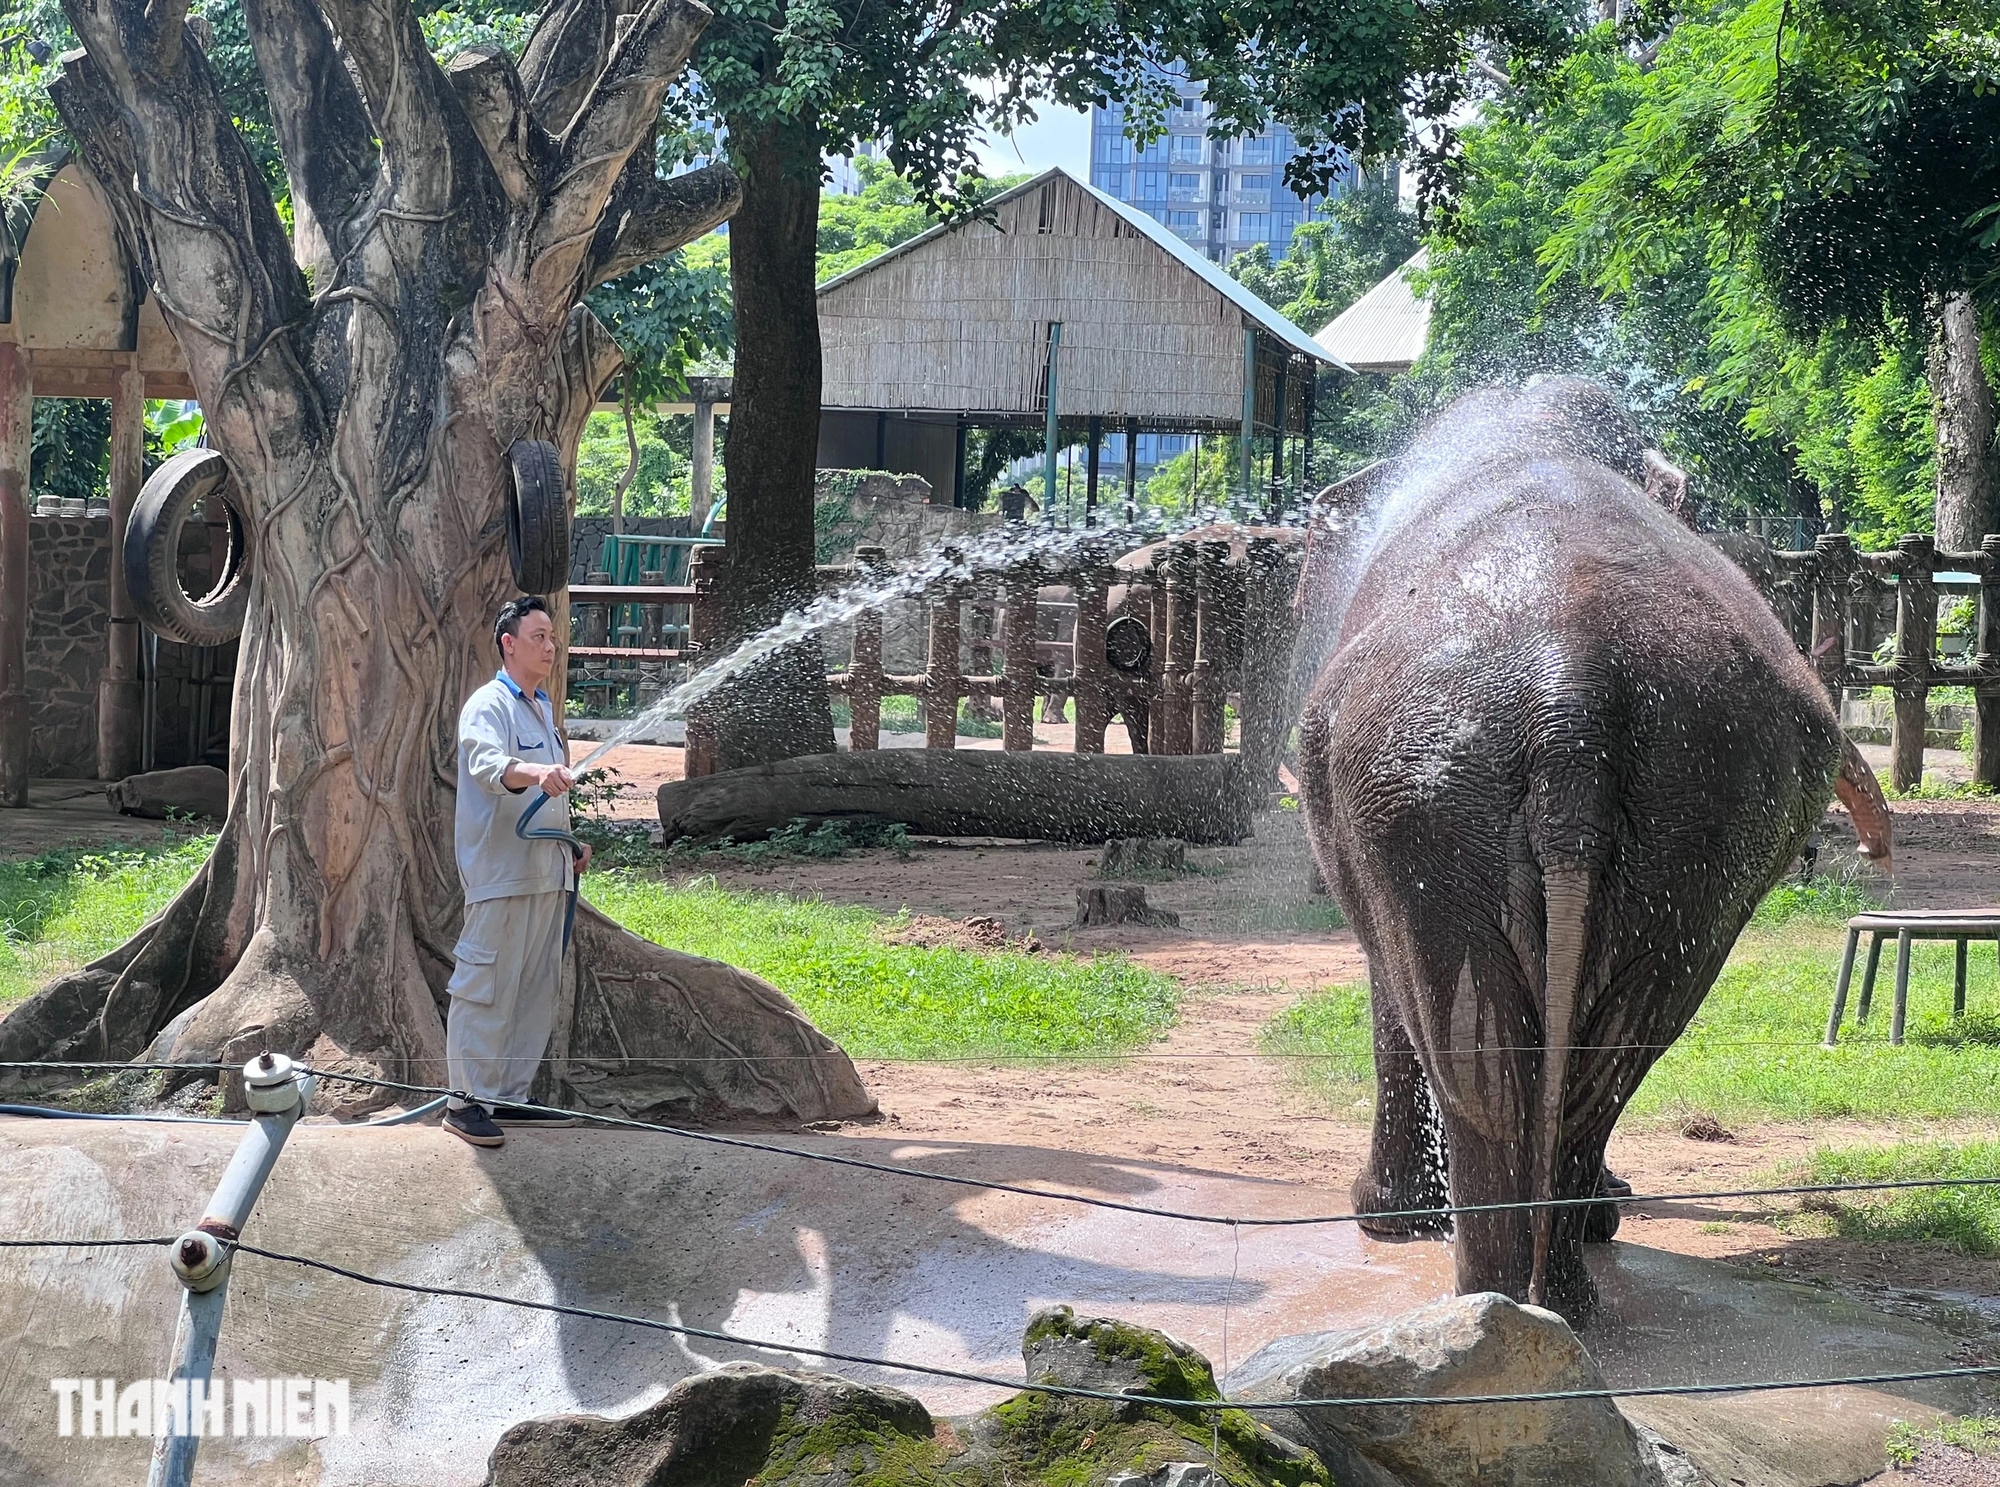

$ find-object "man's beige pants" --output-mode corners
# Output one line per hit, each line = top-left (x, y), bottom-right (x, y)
(444, 891), (566, 1110)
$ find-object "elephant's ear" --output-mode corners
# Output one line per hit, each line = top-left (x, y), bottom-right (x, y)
(1835, 736), (1894, 876)
(1643, 449), (1693, 526)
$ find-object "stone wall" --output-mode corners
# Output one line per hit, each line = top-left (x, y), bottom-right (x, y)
(22, 517), (230, 779)
(814, 470), (1002, 673)
(29, 517), (111, 778)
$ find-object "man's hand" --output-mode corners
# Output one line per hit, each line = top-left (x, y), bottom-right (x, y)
(574, 842), (594, 875)
(504, 760), (575, 794)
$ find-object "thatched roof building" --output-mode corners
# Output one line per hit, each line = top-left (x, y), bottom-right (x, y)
(814, 167), (1344, 508)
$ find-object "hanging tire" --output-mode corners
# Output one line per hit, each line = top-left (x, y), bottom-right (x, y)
(124, 447), (252, 647)
(1105, 613), (1152, 675)
(507, 439), (568, 594)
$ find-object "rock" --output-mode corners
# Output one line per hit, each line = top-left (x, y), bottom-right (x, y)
(482, 1363), (934, 1487)
(1105, 1464), (1219, 1487)
(485, 1310), (1332, 1487)
(1074, 884), (1180, 928)
(1096, 838), (1188, 878)
(1229, 1292), (1669, 1487)
(107, 764), (228, 820)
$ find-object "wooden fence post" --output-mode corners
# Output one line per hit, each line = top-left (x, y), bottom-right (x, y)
(1237, 536), (1291, 794)
(1190, 540), (1230, 754)
(1071, 559), (1110, 754)
(1002, 567), (1039, 751)
(924, 569), (963, 750)
(1890, 533), (1935, 793)
(1810, 532), (1852, 704)
(1976, 534), (2000, 788)
(849, 545), (888, 751)
(1160, 542), (1199, 755)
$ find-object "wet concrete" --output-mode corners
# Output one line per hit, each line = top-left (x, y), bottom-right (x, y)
(0, 1118), (1982, 1486)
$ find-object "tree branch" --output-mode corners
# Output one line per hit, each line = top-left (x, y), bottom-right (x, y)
(49, 20), (310, 432)
(446, 44), (553, 206)
(519, 0), (650, 138)
(585, 159), (740, 289)
(313, 0), (482, 216)
(240, 0), (377, 278)
(530, 0), (712, 300)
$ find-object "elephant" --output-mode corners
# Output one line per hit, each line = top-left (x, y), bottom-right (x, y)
(1292, 378), (1894, 1321)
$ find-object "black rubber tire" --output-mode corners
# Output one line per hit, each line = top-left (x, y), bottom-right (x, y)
(507, 440), (569, 594)
(124, 447), (252, 647)
(1104, 613), (1152, 675)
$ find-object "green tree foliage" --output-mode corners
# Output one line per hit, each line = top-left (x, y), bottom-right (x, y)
(573, 409), (705, 520)
(816, 156), (933, 280)
(1552, 0), (1999, 541)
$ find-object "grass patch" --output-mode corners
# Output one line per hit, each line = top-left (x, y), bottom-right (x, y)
(1260, 875), (2000, 1126)
(0, 834), (214, 1008)
(1887, 1414), (2000, 1467)
(650, 817), (916, 874)
(1259, 982), (1372, 1106)
(584, 875), (1179, 1058)
(1786, 1141), (2000, 1256)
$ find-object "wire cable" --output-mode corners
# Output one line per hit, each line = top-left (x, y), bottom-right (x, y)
(0, 1236), (174, 1249)
(298, 1064), (2000, 1228)
(227, 1238), (2000, 1411)
(5, 1059), (1995, 1229)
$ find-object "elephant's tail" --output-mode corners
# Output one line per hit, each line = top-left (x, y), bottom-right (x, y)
(1529, 858), (1591, 1310)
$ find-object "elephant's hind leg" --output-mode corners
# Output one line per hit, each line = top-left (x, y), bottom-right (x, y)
(1352, 975), (1450, 1236)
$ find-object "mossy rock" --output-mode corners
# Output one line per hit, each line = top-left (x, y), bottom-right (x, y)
(484, 1311), (1332, 1487)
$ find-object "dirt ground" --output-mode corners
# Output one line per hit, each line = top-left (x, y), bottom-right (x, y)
(580, 740), (2000, 1375)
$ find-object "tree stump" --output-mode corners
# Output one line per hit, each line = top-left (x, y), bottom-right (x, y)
(1074, 884), (1180, 928)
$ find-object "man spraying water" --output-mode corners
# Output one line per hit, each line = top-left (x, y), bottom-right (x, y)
(442, 596), (593, 1148)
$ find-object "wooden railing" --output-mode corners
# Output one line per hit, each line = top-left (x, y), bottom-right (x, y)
(659, 536), (1300, 782)
(1766, 532), (2000, 790)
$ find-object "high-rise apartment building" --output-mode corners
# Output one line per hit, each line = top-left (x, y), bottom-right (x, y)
(1088, 82), (1365, 478)
(1088, 88), (1359, 266)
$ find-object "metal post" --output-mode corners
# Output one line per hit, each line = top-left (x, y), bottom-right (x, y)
(1240, 328), (1256, 511)
(1301, 367), (1316, 499)
(1268, 367), (1287, 520)
(149, 1054), (315, 1487)
(1085, 416), (1101, 528)
(1043, 323), (1062, 522)
(1123, 417), (1138, 523)
(952, 418), (967, 509)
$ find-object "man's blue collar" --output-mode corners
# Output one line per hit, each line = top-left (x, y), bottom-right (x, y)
(495, 669), (550, 704)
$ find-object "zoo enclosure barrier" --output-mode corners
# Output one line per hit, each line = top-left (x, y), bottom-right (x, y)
(1764, 531), (2000, 792)
(604, 536), (1302, 780)
(2, 1052), (2000, 1483)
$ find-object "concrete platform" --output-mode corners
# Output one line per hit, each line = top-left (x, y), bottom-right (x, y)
(0, 1118), (1982, 1486)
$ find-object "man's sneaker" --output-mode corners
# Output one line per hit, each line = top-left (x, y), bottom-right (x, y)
(492, 1099), (578, 1128)
(443, 1103), (505, 1147)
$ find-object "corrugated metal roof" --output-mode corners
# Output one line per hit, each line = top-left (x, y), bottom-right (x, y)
(817, 166), (1347, 370)
(1313, 248), (1431, 374)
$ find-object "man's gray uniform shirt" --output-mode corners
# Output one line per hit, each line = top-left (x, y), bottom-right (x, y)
(455, 671), (572, 902)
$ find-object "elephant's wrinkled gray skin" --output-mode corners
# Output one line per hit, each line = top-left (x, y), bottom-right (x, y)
(1294, 379), (1893, 1322)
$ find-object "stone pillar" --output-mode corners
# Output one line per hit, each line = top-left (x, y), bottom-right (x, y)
(99, 362), (145, 781)
(691, 397), (715, 522)
(0, 342), (29, 806)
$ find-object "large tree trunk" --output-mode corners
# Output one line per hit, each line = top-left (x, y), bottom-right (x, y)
(1928, 289), (1998, 550)
(0, 0), (872, 1126)
(709, 115), (836, 771)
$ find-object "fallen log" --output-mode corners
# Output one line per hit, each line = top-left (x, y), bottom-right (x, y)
(656, 750), (1254, 845)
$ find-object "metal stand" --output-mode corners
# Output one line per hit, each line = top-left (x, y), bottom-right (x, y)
(148, 1054), (315, 1487)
